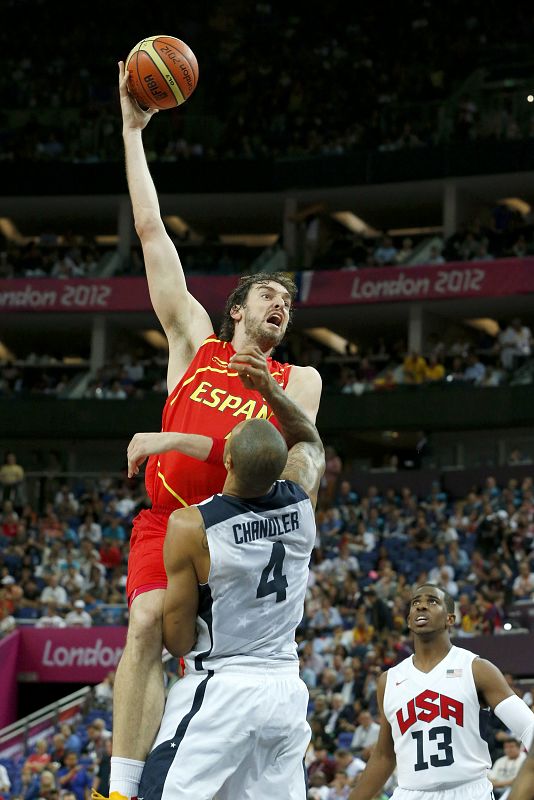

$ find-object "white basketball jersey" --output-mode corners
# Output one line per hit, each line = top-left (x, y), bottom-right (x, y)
(184, 480), (316, 674)
(383, 646), (491, 790)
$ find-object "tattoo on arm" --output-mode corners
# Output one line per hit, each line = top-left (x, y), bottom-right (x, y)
(281, 444), (322, 498)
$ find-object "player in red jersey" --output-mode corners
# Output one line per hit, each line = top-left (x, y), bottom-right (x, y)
(101, 64), (322, 800)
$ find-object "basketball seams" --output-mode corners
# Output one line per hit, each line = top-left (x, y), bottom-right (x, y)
(145, 42), (185, 105)
(136, 50), (179, 108)
(153, 36), (198, 91)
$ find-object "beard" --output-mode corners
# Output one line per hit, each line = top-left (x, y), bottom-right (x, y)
(244, 314), (285, 349)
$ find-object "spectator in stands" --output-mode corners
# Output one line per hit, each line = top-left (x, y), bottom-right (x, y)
(40, 574), (68, 608)
(424, 354), (445, 382)
(402, 351), (427, 383)
(0, 763), (11, 797)
(60, 724), (82, 755)
(395, 238), (414, 264)
(78, 513), (102, 545)
(336, 480), (359, 507)
(102, 516), (126, 543)
(23, 739), (51, 774)
(489, 738), (526, 798)
(36, 601), (66, 628)
(374, 236), (398, 266)
(428, 553), (454, 584)
(463, 351), (486, 384)
(83, 719), (111, 762)
(512, 560), (534, 600)
(350, 710), (380, 760)
(321, 446), (343, 505)
(373, 367), (397, 391)
(426, 244), (446, 265)
(65, 599), (93, 627)
(0, 452), (25, 504)
(498, 318), (533, 370)
(334, 748), (366, 782)
(25, 769), (58, 800)
(57, 752), (92, 800)
(94, 671), (115, 707)
(307, 743), (337, 785)
(49, 733), (68, 768)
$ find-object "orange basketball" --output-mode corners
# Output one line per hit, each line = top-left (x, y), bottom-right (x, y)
(125, 35), (199, 110)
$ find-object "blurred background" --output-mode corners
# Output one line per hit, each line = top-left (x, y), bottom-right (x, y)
(1, 2), (534, 799)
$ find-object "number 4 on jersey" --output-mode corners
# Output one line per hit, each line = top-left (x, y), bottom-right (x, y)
(256, 541), (288, 603)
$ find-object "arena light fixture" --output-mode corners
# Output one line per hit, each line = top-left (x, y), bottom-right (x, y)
(0, 218), (28, 244)
(464, 318), (500, 337)
(330, 211), (379, 237)
(304, 327), (356, 355)
(163, 215), (190, 236)
(140, 330), (169, 350)
(498, 197), (531, 216)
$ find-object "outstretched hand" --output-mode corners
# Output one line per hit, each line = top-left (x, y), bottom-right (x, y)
(229, 346), (274, 394)
(118, 60), (159, 131)
(127, 432), (173, 478)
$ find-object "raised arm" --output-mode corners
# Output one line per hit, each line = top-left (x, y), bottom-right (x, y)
(119, 61), (212, 391)
(229, 347), (324, 505)
(348, 673), (396, 800)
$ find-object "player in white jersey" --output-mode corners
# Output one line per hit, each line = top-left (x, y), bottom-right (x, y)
(509, 738), (534, 800)
(349, 584), (534, 800)
(137, 345), (325, 800)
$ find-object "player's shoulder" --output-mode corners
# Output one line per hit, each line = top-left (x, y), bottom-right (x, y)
(275, 478), (311, 505)
(166, 506), (206, 562)
(286, 364), (322, 382)
(197, 334), (227, 353)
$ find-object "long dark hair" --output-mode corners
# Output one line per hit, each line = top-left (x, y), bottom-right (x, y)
(219, 272), (297, 341)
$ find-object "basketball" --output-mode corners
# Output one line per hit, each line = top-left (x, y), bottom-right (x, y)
(125, 35), (199, 111)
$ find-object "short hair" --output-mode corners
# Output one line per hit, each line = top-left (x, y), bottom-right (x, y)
(413, 583), (455, 614)
(229, 419), (288, 492)
(219, 272), (297, 341)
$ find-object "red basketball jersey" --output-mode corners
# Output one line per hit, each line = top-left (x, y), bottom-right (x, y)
(145, 336), (293, 510)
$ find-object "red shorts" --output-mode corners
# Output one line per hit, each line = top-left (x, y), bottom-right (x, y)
(126, 505), (176, 604)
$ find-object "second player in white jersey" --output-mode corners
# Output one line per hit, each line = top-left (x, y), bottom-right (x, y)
(187, 479), (316, 674)
(383, 645), (490, 790)
(349, 584), (534, 800)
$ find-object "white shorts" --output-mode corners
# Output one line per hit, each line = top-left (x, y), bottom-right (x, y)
(138, 665), (311, 800)
(392, 777), (494, 800)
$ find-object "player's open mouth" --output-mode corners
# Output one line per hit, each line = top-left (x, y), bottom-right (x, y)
(415, 615), (429, 626)
(266, 313), (282, 327)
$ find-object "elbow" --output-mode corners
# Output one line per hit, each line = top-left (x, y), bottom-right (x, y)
(162, 617), (196, 659)
(134, 215), (164, 241)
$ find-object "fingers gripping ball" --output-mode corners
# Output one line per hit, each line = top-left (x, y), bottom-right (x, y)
(125, 35), (199, 110)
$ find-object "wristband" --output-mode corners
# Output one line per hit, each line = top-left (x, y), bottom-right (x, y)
(206, 437), (226, 464)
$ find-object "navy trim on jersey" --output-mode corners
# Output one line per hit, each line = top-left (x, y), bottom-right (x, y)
(199, 480), (308, 530)
(479, 708), (493, 748)
(194, 583), (214, 671)
(138, 671), (214, 800)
